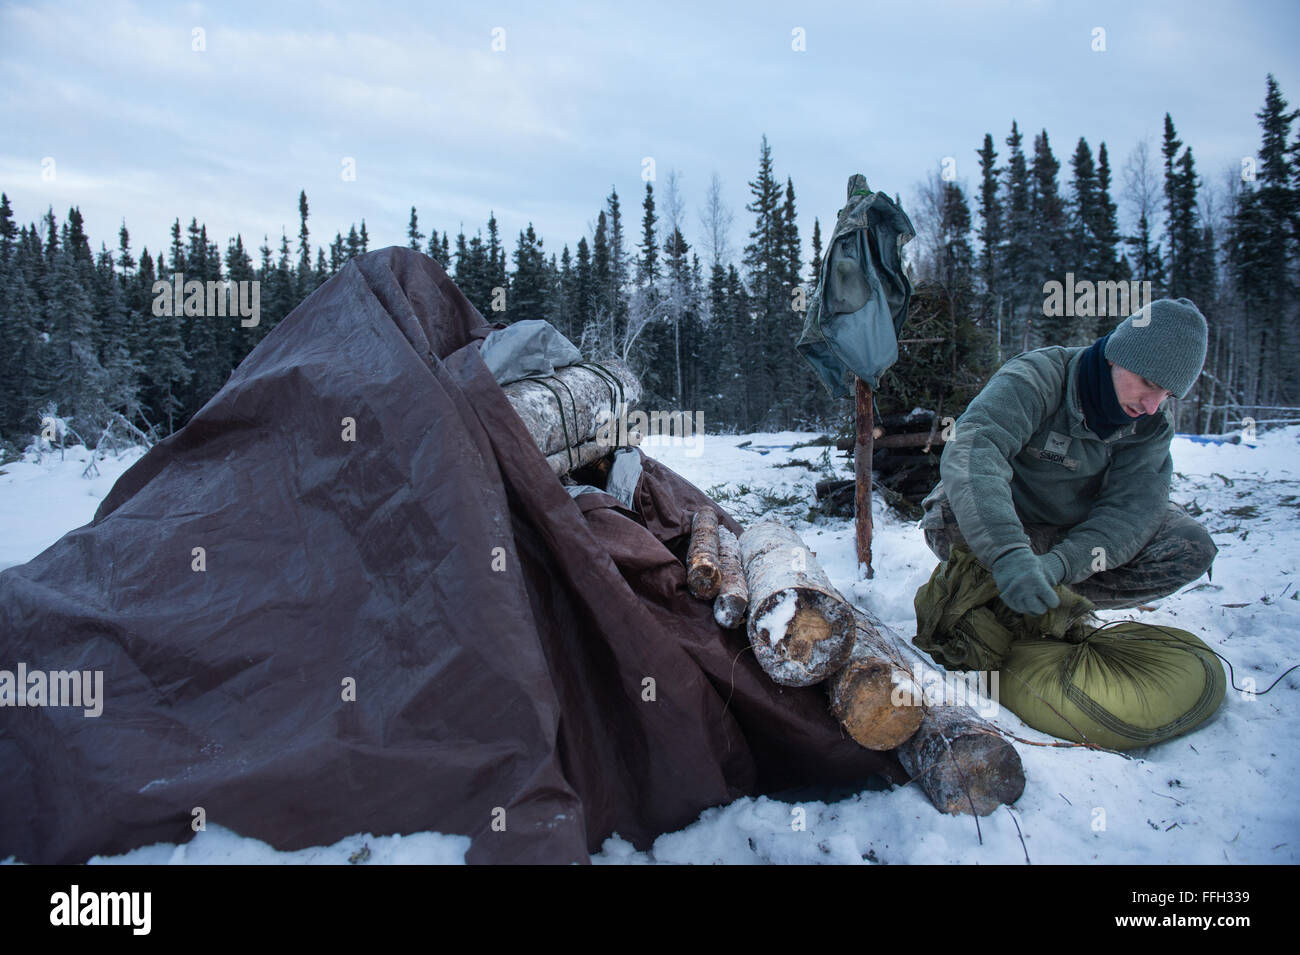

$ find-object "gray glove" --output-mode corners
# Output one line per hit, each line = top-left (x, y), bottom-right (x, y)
(991, 548), (1066, 616)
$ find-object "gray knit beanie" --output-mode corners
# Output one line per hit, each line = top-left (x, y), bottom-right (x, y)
(1104, 298), (1208, 399)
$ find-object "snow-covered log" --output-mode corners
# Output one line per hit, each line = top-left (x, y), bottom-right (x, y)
(687, 509), (722, 599)
(737, 522), (854, 686)
(712, 525), (748, 629)
(828, 609), (925, 750)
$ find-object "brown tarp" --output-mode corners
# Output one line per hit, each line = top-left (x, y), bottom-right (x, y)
(0, 246), (902, 864)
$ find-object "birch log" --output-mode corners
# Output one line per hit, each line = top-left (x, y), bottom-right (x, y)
(712, 526), (748, 629)
(737, 522), (854, 686)
(543, 431), (641, 476)
(895, 703), (1026, 815)
(501, 359), (642, 459)
(687, 509), (722, 599)
(850, 605), (1026, 815)
(828, 609), (925, 750)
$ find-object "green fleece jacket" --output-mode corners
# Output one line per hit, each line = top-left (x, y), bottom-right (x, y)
(928, 345), (1175, 584)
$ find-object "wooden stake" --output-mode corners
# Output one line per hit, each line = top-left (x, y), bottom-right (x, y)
(855, 377), (874, 578)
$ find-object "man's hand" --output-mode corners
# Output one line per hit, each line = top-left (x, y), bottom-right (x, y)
(991, 548), (1067, 616)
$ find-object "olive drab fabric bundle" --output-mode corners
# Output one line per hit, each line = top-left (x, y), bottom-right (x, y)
(997, 623), (1226, 752)
(797, 173), (916, 396)
(913, 547), (1226, 750)
(914, 548), (1096, 671)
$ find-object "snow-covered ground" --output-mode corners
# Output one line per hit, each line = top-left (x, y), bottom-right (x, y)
(2, 427), (1296, 864)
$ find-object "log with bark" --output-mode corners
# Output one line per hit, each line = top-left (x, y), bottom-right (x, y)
(501, 359), (643, 474)
(828, 609), (925, 750)
(542, 431), (640, 476)
(686, 508), (722, 599)
(712, 525), (748, 629)
(896, 702), (1027, 815)
(737, 522), (855, 686)
(851, 605), (1026, 815)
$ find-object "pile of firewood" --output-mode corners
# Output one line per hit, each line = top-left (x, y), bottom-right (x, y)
(819, 409), (946, 520)
(685, 511), (1025, 817)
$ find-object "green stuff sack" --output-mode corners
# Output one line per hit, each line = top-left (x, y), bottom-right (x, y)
(998, 622), (1226, 751)
(914, 547), (1095, 671)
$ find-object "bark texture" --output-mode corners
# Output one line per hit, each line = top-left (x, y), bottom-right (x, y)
(713, 525), (748, 630)
(686, 508), (722, 599)
(828, 609), (925, 750)
(501, 359), (642, 461)
(738, 521), (854, 686)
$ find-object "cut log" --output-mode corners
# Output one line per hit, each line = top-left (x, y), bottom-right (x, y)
(850, 605), (1025, 815)
(712, 525), (748, 629)
(686, 509), (722, 599)
(874, 431), (947, 449)
(543, 431), (640, 476)
(895, 702), (1026, 815)
(737, 522), (854, 686)
(836, 427), (884, 451)
(828, 610), (925, 750)
(501, 359), (642, 459)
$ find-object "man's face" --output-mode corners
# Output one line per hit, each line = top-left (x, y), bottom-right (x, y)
(1110, 361), (1172, 417)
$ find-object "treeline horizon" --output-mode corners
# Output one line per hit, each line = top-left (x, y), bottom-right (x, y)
(1, 73), (1297, 457)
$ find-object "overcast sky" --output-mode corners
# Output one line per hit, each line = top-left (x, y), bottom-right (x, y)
(2, 0), (1298, 271)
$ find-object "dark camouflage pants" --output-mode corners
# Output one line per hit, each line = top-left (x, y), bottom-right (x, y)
(920, 488), (1218, 610)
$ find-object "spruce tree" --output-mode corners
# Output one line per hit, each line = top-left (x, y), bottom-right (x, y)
(591, 211), (611, 354)
(1068, 137), (1099, 277)
(743, 135), (783, 427)
(1029, 130), (1068, 344)
(297, 191), (311, 292)
(140, 241), (190, 434)
(486, 213), (506, 297)
(809, 217), (823, 286)
(553, 245), (575, 343)
(225, 234), (257, 360)
(1228, 75), (1299, 405)
(0, 228), (43, 442)
(606, 188), (628, 347)
(510, 224), (547, 322)
(975, 133), (1002, 302)
(0, 194), (17, 270)
(408, 206), (423, 250)
(574, 235), (594, 348)
(1001, 122), (1033, 353)
(638, 182), (659, 286)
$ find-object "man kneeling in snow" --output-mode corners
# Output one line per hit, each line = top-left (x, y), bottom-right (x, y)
(920, 298), (1217, 614)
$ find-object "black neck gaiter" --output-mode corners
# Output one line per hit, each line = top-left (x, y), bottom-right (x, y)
(1077, 333), (1134, 439)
